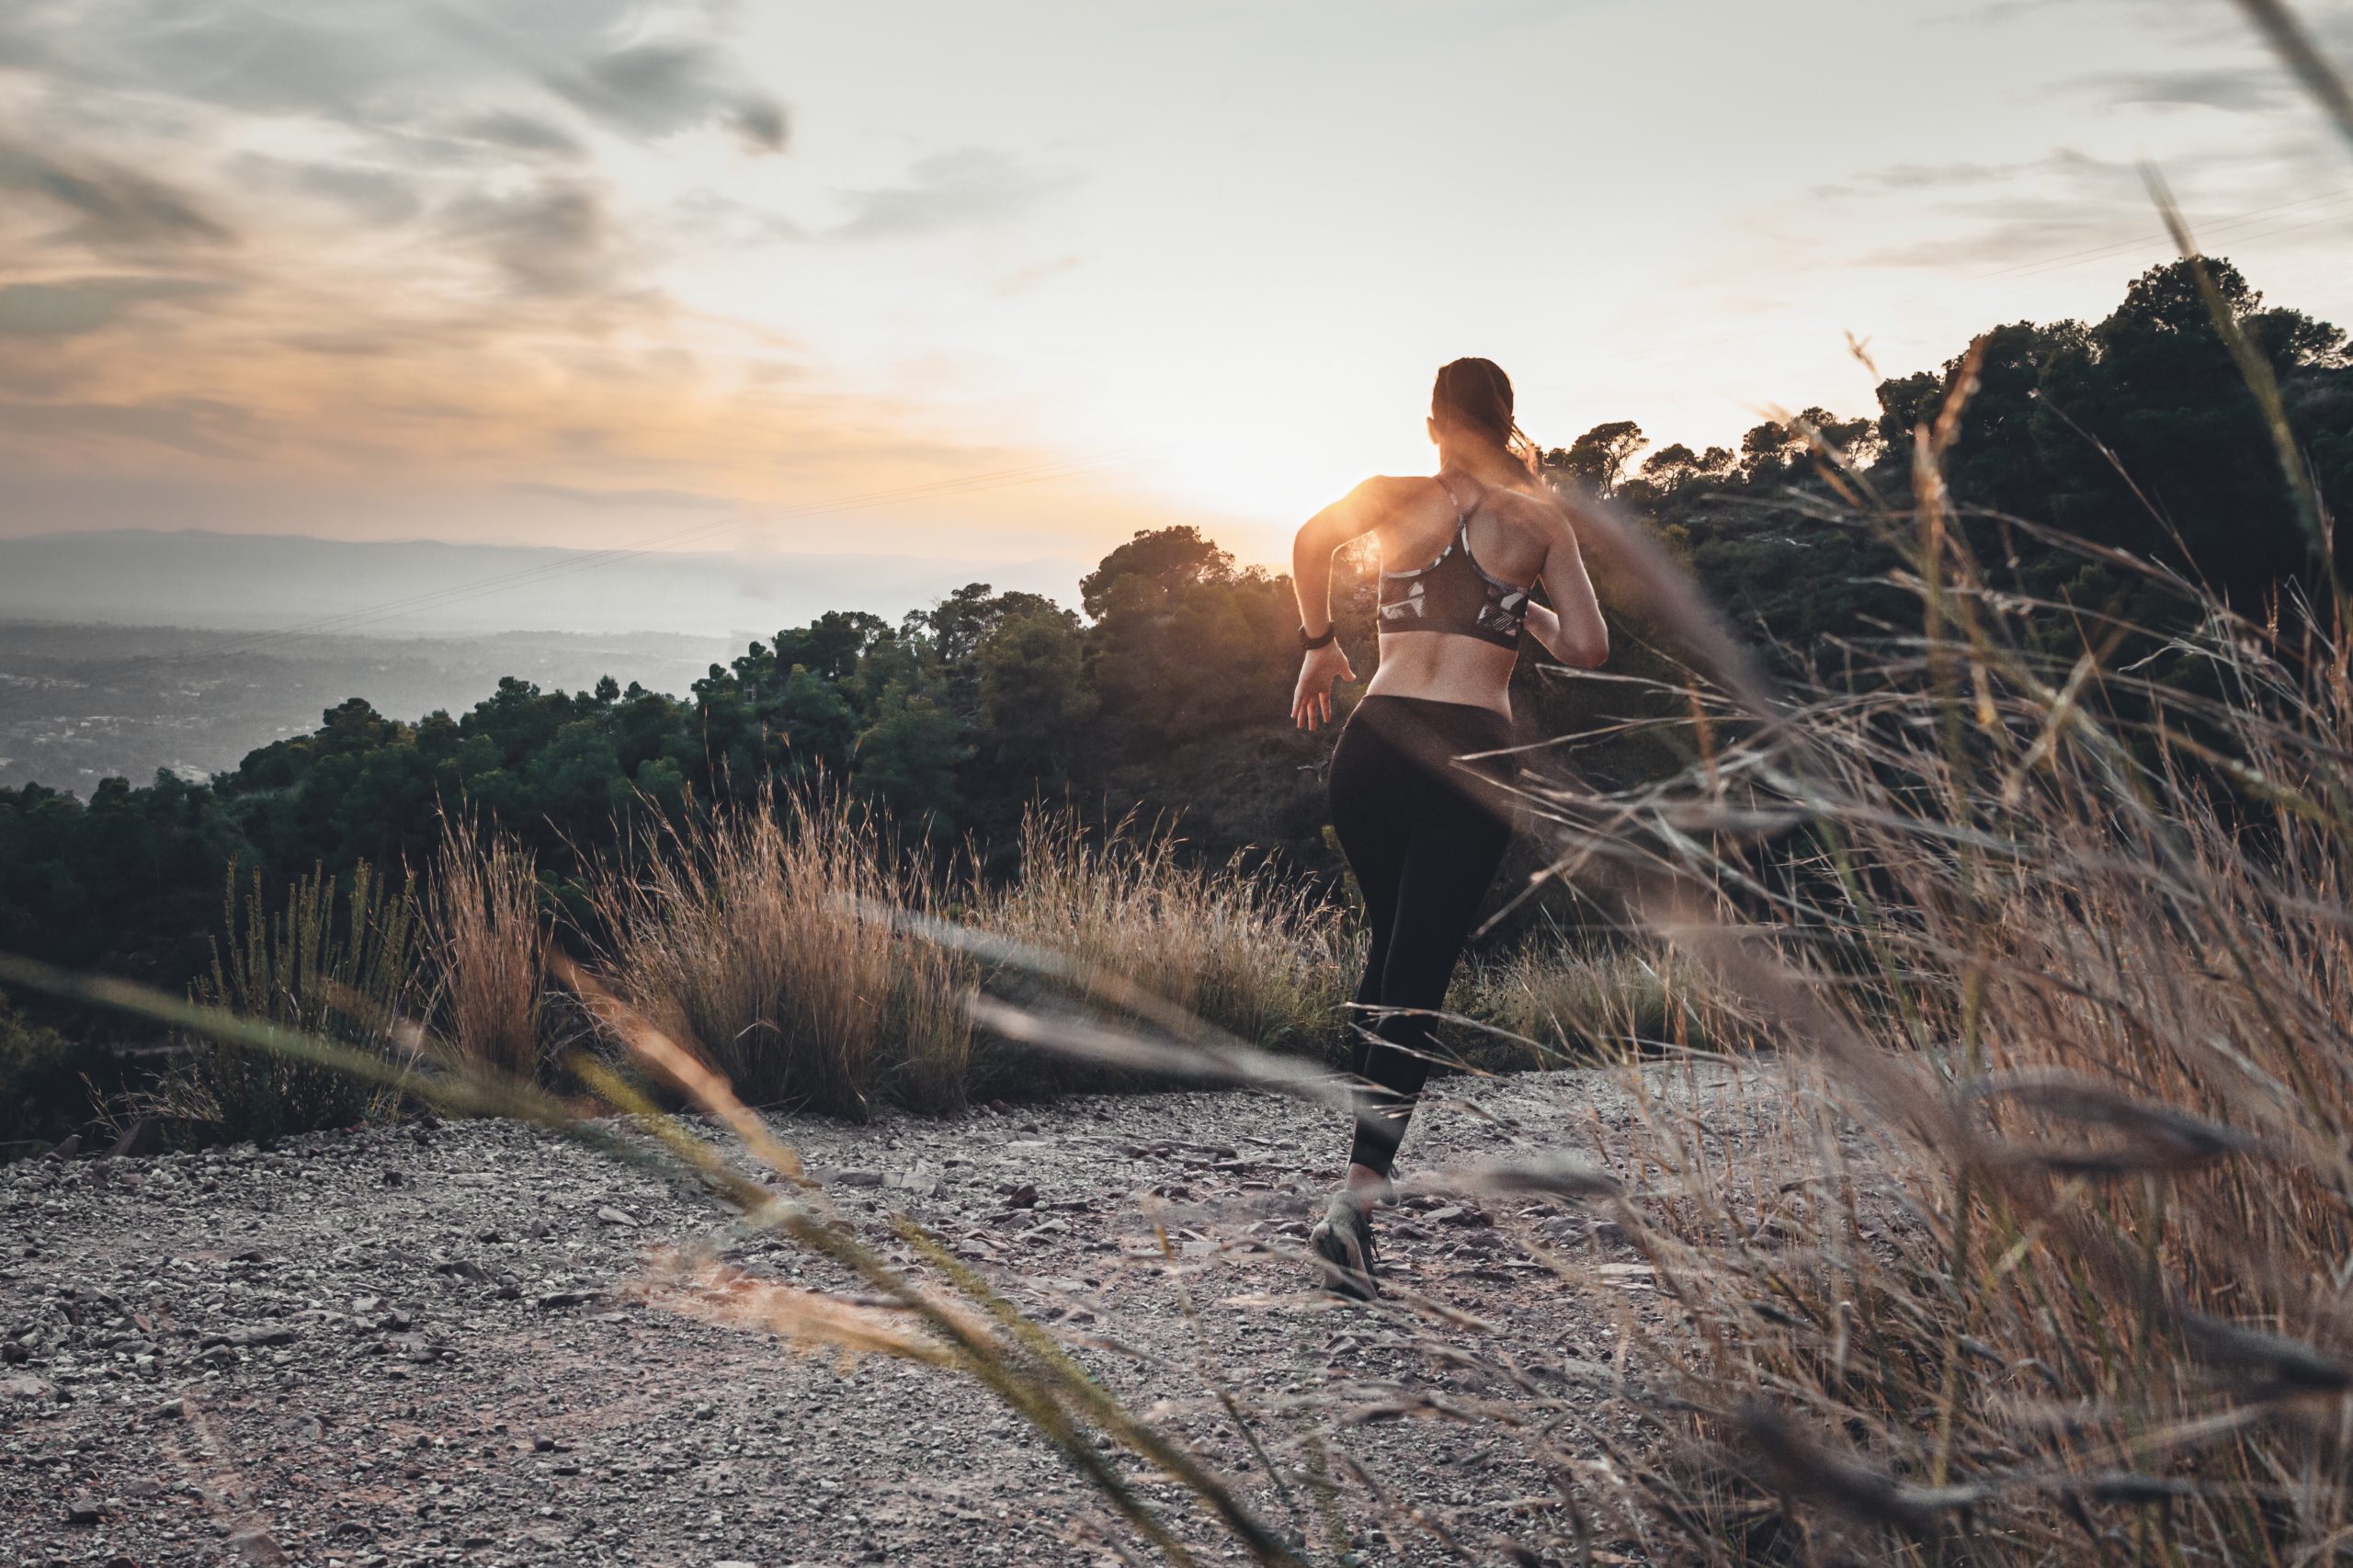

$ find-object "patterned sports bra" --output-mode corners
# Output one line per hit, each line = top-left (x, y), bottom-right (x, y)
(1375, 472), (1531, 650)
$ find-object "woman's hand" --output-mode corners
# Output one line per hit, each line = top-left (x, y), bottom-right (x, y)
(1291, 642), (1358, 730)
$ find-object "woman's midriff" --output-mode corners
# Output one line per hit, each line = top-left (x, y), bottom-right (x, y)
(1363, 629), (1516, 719)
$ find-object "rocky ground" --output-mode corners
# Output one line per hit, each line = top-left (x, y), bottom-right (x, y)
(0, 1062), (1780, 1568)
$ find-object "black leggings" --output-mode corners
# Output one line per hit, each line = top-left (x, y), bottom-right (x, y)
(1328, 695), (1516, 1176)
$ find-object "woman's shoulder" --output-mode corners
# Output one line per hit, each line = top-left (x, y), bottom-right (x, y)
(1342, 473), (1447, 515)
(1483, 482), (1565, 528)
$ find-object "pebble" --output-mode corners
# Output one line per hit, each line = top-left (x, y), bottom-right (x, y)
(228, 1524), (288, 1564)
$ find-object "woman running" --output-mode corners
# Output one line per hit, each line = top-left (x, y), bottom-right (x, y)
(1290, 357), (1610, 1299)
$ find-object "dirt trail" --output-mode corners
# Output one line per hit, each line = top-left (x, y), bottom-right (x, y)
(0, 1062), (1777, 1567)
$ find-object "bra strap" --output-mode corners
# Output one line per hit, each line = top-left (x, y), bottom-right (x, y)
(1435, 471), (1481, 523)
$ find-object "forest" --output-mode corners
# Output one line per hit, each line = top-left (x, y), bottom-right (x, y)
(2, 255), (2348, 1139)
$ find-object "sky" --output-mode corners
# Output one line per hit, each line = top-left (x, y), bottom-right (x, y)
(1, 0), (2349, 584)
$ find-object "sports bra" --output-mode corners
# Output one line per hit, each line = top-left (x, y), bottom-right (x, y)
(1375, 472), (1531, 650)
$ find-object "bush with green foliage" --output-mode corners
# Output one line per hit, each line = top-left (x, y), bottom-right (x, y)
(163, 863), (421, 1144)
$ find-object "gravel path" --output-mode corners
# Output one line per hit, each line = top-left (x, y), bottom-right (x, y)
(0, 1062), (1778, 1568)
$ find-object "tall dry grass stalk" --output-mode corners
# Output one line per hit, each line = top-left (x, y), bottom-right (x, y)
(983, 807), (1357, 1057)
(422, 812), (549, 1080)
(583, 785), (965, 1117)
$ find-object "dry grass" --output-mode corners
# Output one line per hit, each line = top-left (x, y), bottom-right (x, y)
(1427, 292), (2353, 1559)
(980, 806), (1357, 1066)
(421, 812), (549, 1080)
(567, 800), (1358, 1111)
(1564, 570), (2353, 1562)
(428, 789), (1732, 1118)
(579, 785), (959, 1118)
(923, 463), (2353, 1562)
(1457, 935), (1688, 1069)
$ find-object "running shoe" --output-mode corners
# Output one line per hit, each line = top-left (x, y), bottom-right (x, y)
(1309, 1192), (1381, 1300)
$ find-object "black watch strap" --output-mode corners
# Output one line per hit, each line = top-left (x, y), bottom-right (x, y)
(1299, 624), (1337, 651)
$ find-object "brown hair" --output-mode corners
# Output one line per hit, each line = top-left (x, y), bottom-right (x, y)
(1433, 357), (1541, 479)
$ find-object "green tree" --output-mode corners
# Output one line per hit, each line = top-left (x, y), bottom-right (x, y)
(977, 606), (1096, 773)
(854, 680), (971, 830)
(1079, 527), (1236, 619)
(1555, 421), (1647, 497)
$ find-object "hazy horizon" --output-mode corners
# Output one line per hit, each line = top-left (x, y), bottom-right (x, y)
(0, 528), (1096, 641)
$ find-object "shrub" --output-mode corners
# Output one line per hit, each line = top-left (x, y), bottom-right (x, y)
(163, 862), (420, 1143)
(0, 988), (108, 1153)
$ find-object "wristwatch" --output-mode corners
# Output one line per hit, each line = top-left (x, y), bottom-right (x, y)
(1298, 623), (1337, 651)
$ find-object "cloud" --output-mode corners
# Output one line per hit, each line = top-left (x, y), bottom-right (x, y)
(831, 149), (1074, 242)
(444, 110), (588, 163)
(1858, 199), (2150, 269)
(1818, 148), (2120, 199)
(0, 139), (236, 253)
(0, 395), (256, 458)
(540, 39), (788, 150)
(231, 155), (426, 227)
(443, 181), (620, 297)
(2076, 66), (2288, 112)
(0, 276), (222, 336)
(0, 2), (791, 158)
(671, 188), (808, 244)
(727, 99), (790, 155)
(0, 0), (1101, 554)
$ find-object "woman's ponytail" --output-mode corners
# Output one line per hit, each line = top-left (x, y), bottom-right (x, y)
(1433, 357), (1540, 483)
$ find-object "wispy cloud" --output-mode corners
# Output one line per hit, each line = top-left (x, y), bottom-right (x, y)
(441, 109), (590, 163)
(443, 181), (624, 297)
(830, 149), (1076, 241)
(0, 275), (223, 336)
(540, 40), (788, 150)
(0, 138), (237, 253)
(995, 254), (1081, 297)
(2072, 66), (2290, 112)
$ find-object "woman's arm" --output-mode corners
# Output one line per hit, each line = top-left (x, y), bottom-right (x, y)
(1523, 494), (1609, 669)
(1290, 481), (1396, 730)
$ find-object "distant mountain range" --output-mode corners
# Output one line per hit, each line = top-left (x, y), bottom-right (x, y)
(0, 529), (1091, 639)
